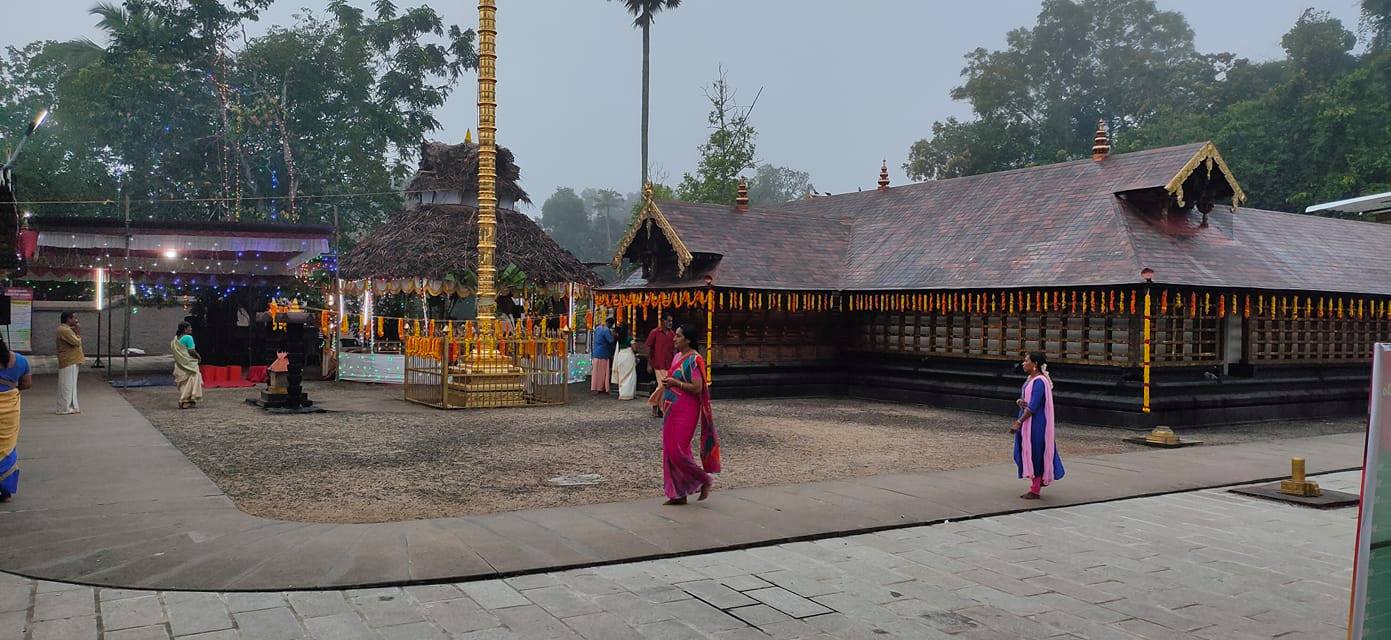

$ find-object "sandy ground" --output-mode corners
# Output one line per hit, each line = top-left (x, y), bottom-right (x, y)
(123, 381), (1366, 524)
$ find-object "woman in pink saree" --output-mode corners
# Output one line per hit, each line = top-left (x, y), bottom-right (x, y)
(1011, 351), (1064, 499)
(657, 324), (721, 505)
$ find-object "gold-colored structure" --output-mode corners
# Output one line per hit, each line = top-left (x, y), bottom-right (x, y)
(1145, 425), (1180, 445)
(454, 0), (526, 407)
(404, 325), (569, 409)
(1279, 457), (1323, 497)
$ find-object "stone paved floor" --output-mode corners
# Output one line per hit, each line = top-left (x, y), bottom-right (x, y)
(0, 472), (1358, 639)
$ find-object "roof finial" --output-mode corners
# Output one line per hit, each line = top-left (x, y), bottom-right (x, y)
(735, 176), (749, 212)
(1091, 119), (1110, 162)
(465, 128), (473, 144)
(642, 182), (654, 202)
(877, 159), (890, 190)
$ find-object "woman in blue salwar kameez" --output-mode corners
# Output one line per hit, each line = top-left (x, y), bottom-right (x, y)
(1012, 351), (1064, 500)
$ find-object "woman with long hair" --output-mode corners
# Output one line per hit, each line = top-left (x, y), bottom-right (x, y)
(171, 322), (203, 409)
(0, 337), (33, 502)
(657, 324), (720, 505)
(611, 325), (638, 400)
(1012, 351), (1064, 499)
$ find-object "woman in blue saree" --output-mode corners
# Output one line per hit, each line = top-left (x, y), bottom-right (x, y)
(0, 337), (33, 503)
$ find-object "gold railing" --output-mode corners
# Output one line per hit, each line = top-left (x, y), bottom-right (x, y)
(403, 322), (569, 409)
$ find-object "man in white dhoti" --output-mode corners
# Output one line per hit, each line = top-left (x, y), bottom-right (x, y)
(55, 311), (83, 415)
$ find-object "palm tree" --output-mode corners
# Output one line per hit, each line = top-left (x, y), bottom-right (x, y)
(590, 188), (623, 252)
(611, 0), (681, 189)
(52, 1), (170, 62)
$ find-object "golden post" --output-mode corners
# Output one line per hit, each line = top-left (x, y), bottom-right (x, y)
(474, 0), (500, 360)
(1279, 457), (1322, 497)
(454, 0), (525, 407)
(1142, 287), (1151, 413)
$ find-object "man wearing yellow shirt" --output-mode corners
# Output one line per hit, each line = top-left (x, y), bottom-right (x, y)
(55, 311), (82, 415)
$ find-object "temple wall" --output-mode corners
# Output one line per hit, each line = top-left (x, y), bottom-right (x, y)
(604, 287), (1391, 425)
(28, 302), (187, 358)
(713, 309), (840, 366)
(850, 311), (1138, 365)
(1246, 314), (1391, 363)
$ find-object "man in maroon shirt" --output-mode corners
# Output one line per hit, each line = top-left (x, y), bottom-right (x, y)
(645, 314), (676, 417)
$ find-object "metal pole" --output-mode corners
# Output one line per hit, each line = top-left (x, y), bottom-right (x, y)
(122, 195), (131, 390)
(93, 277), (102, 369)
(333, 205), (340, 378)
(105, 279), (112, 371)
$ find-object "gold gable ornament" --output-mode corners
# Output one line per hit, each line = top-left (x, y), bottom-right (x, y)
(1164, 142), (1247, 212)
(611, 182), (695, 277)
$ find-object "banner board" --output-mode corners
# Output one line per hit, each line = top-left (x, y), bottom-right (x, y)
(4, 287), (32, 352)
(1351, 343), (1391, 638)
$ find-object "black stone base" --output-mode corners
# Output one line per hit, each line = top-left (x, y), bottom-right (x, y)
(1229, 484), (1360, 508)
(246, 391), (319, 412)
(701, 356), (1373, 427)
(251, 403), (327, 414)
(1122, 437), (1204, 448)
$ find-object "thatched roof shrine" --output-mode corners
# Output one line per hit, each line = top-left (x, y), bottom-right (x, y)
(341, 140), (597, 292)
(406, 140), (530, 206)
(341, 204), (598, 288)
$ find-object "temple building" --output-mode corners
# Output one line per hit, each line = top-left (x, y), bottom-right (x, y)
(18, 216), (331, 364)
(605, 126), (1391, 426)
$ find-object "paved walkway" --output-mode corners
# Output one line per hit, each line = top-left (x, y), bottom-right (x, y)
(0, 375), (1366, 592)
(0, 472), (1359, 639)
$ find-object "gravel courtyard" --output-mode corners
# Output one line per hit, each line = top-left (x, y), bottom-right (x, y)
(123, 381), (1365, 523)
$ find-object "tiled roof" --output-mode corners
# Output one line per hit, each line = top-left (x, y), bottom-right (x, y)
(608, 142), (1391, 296)
(1120, 201), (1391, 295)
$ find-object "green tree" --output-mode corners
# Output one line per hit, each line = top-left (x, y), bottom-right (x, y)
(540, 187), (597, 260)
(677, 69), (758, 205)
(904, 0), (1229, 180)
(5, 0), (476, 233)
(0, 43), (119, 216)
(584, 187), (624, 252)
(1363, 0), (1391, 50)
(1281, 8), (1357, 81)
(746, 163), (811, 205)
(609, 0), (681, 189)
(1120, 9), (1383, 215)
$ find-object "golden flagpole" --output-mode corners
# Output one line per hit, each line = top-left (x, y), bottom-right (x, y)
(457, 0), (525, 407)
(474, 0), (500, 360)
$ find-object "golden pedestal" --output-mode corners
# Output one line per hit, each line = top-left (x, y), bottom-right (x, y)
(448, 352), (526, 408)
(1278, 457), (1322, 497)
(1145, 425), (1181, 445)
(1124, 425), (1201, 448)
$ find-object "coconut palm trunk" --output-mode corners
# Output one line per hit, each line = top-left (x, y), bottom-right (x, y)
(641, 21), (650, 187)
(613, 0), (680, 191)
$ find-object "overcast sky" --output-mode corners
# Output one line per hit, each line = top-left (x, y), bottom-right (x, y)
(0, 0), (1367, 212)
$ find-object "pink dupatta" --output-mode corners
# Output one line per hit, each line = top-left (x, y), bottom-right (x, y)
(1020, 373), (1057, 484)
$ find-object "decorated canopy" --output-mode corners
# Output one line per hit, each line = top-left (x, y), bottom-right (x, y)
(23, 216), (331, 286)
